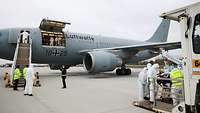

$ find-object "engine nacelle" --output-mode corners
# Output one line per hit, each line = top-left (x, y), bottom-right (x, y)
(83, 51), (122, 73)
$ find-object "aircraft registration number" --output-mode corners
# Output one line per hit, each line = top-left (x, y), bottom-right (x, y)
(46, 49), (67, 56)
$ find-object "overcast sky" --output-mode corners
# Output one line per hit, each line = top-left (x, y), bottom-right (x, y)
(0, 0), (198, 42)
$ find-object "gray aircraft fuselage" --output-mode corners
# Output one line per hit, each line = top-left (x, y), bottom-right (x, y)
(0, 28), (154, 67)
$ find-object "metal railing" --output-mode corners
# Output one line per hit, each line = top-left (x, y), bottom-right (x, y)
(10, 37), (21, 84)
(10, 36), (32, 84)
(29, 37), (32, 66)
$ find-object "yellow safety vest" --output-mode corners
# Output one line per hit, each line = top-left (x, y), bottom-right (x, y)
(170, 68), (184, 88)
(13, 68), (21, 80)
(23, 67), (28, 79)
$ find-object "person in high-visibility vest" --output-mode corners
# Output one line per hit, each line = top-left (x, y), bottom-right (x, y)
(23, 65), (28, 89)
(170, 67), (184, 106)
(13, 65), (21, 91)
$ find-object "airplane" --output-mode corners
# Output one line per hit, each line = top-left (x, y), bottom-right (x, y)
(0, 18), (181, 75)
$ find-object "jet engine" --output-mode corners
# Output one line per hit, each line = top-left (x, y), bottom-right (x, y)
(83, 51), (122, 73)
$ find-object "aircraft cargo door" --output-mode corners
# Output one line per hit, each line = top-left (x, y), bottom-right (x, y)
(39, 19), (70, 47)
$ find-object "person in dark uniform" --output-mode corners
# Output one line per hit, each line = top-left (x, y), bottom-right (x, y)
(60, 65), (67, 89)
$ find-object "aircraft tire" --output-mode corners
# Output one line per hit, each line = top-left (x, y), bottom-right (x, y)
(125, 69), (131, 75)
(116, 68), (131, 75)
(120, 69), (126, 75)
(116, 69), (121, 75)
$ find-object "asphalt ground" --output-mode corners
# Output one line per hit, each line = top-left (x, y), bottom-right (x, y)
(0, 67), (152, 113)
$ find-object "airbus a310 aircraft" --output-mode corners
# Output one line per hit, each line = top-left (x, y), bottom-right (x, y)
(0, 19), (180, 75)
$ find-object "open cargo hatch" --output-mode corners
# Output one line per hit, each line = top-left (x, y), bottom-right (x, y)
(39, 19), (70, 32)
(39, 19), (71, 47)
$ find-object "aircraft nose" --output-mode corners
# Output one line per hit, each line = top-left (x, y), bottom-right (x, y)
(0, 29), (11, 59)
(0, 30), (3, 43)
(0, 29), (4, 36)
(0, 29), (9, 40)
(0, 30), (2, 37)
(0, 29), (9, 44)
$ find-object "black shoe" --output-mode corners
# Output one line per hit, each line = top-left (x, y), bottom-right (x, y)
(61, 87), (66, 89)
(150, 101), (154, 104)
(144, 97), (150, 100)
(24, 94), (28, 96)
(28, 94), (33, 96)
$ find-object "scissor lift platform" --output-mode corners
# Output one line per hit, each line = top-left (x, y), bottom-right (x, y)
(133, 100), (173, 113)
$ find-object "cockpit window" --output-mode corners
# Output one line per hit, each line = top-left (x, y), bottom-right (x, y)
(192, 14), (200, 54)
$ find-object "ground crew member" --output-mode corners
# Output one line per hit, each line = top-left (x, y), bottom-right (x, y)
(50, 37), (54, 46)
(3, 72), (11, 88)
(58, 37), (62, 46)
(146, 63), (152, 100)
(55, 37), (58, 46)
(24, 65), (34, 96)
(33, 72), (41, 87)
(170, 67), (184, 105)
(23, 65), (28, 89)
(163, 59), (174, 74)
(13, 65), (21, 91)
(21, 30), (29, 43)
(60, 65), (67, 89)
(138, 66), (148, 101)
(161, 59), (174, 87)
(148, 63), (160, 103)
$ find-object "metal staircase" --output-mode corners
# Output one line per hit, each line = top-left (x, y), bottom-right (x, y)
(11, 37), (32, 86)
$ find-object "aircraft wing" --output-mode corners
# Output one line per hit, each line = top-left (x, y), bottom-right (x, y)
(79, 41), (181, 53)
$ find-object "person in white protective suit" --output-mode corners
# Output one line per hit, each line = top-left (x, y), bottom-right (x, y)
(21, 30), (29, 43)
(145, 63), (152, 100)
(24, 65), (34, 96)
(138, 66), (148, 101)
(147, 63), (160, 103)
(138, 63), (152, 101)
(50, 37), (54, 46)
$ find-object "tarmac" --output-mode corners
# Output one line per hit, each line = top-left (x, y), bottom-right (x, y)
(0, 67), (152, 113)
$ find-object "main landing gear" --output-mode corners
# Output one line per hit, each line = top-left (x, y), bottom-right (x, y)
(116, 65), (131, 75)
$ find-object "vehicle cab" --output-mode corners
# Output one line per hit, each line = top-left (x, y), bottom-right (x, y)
(160, 2), (200, 113)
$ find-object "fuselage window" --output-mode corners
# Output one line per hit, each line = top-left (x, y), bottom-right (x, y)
(192, 13), (200, 54)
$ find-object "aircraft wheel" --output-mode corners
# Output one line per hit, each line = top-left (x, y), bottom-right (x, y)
(120, 69), (126, 75)
(116, 69), (121, 75)
(116, 68), (131, 75)
(125, 69), (131, 75)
